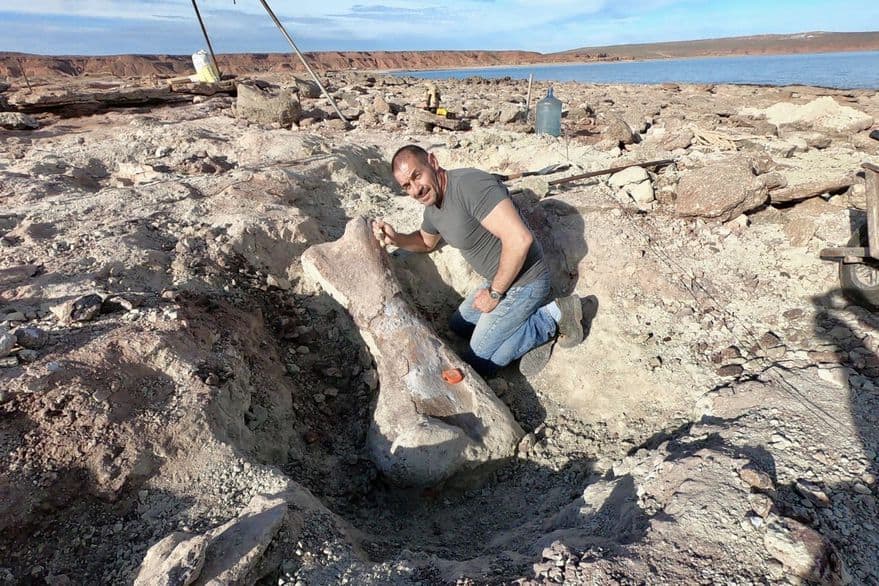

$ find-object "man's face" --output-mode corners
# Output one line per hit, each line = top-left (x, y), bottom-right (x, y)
(393, 152), (442, 206)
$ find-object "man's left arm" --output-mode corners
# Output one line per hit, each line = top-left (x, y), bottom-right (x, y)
(472, 199), (533, 312)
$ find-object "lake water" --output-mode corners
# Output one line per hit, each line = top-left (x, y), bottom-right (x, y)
(406, 51), (879, 90)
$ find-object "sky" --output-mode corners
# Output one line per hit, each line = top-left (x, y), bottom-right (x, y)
(0, 0), (876, 56)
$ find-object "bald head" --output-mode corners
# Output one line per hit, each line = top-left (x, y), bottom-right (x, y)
(391, 144), (429, 173)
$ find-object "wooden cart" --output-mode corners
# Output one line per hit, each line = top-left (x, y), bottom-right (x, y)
(820, 162), (879, 309)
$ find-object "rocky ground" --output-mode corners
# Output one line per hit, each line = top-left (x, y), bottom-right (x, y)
(1, 70), (879, 584)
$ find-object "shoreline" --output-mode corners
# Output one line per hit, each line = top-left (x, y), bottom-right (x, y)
(385, 48), (879, 74)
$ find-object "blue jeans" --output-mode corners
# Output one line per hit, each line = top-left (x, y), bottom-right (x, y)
(449, 271), (557, 376)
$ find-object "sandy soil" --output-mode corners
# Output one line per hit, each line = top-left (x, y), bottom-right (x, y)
(1, 71), (879, 584)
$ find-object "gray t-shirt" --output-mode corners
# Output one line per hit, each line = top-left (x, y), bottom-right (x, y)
(421, 168), (546, 287)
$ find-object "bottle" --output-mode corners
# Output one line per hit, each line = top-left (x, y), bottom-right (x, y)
(191, 50), (220, 83)
(535, 87), (562, 137)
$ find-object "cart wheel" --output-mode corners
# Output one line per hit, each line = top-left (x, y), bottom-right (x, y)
(840, 224), (879, 309)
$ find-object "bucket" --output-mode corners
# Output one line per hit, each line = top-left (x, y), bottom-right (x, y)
(191, 50), (220, 83)
(535, 87), (562, 137)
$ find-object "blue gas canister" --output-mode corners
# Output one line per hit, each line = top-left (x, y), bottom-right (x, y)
(535, 87), (562, 137)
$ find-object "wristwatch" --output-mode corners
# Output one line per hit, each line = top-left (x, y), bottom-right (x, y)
(488, 287), (505, 301)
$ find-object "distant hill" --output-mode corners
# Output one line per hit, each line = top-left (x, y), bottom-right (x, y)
(553, 31), (879, 60)
(1, 31), (877, 81)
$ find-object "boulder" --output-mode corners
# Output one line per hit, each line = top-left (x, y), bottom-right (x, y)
(236, 83), (301, 126)
(133, 532), (208, 586)
(674, 157), (768, 222)
(608, 166), (649, 189)
(763, 517), (849, 584)
(602, 115), (636, 146)
(566, 103), (594, 123)
(372, 96), (392, 115)
(661, 128), (694, 151)
(302, 217), (523, 486)
(15, 326), (48, 350)
(292, 77), (321, 99)
(627, 181), (655, 207)
(0, 112), (39, 130)
(197, 493), (288, 584)
(134, 492), (289, 586)
(498, 103), (524, 124)
(741, 96), (873, 136)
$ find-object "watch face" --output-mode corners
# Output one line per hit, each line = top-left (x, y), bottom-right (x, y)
(490, 290), (501, 300)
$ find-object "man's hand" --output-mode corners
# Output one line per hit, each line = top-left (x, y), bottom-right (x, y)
(372, 219), (398, 248)
(473, 288), (501, 313)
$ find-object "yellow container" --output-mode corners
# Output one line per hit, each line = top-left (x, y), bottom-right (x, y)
(191, 50), (219, 83)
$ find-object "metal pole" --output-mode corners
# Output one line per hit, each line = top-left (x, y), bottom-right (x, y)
(190, 0), (221, 78)
(525, 73), (533, 121)
(257, 0), (349, 126)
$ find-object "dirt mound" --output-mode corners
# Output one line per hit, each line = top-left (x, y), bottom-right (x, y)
(1, 73), (878, 583)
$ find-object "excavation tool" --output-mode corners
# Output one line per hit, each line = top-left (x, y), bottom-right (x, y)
(820, 162), (879, 309)
(506, 158), (675, 195)
(492, 163), (571, 182)
(547, 158), (675, 188)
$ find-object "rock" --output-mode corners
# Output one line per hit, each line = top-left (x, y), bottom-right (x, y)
(777, 129), (832, 149)
(759, 172), (787, 191)
(0, 328), (15, 358)
(608, 166), (649, 189)
(566, 103), (593, 122)
(52, 293), (104, 323)
(769, 175), (854, 205)
(133, 531), (208, 586)
(601, 115), (635, 146)
(749, 493), (774, 518)
(198, 493), (288, 584)
(725, 214), (750, 231)
(0, 112), (39, 130)
(292, 77), (321, 99)
(15, 326), (48, 349)
(498, 103), (524, 124)
(662, 128), (694, 150)
(627, 181), (654, 205)
(739, 465), (774, 490)
(236, 83), (302, 126)
(674, 157), (768, 222)
(717, 364), (743, 377)
(302, 217), (523, 486)
(743, 96), (873, 136)
(794, 479), (831, 508)
(0, 264), (40, 288)
(18, 349), (39, 363)
(763, 517), (849, 584)
(266, 274), (291, 290)
(2, 310), (25, 322)
(758, 331), (782, 350)
(372, 96), (391, 115)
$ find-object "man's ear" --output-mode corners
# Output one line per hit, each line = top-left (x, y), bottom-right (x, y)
(427, 152), (439, 170)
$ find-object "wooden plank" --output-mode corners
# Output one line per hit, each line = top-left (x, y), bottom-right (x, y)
(819, 247), (868, 260)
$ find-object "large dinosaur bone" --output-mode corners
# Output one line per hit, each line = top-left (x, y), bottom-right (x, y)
(302, 217), (523, 486)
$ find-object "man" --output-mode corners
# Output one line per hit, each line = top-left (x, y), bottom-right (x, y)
(372, 144), (583, 377)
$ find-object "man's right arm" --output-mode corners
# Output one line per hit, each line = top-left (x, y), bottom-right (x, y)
(372, 220), (441, 253)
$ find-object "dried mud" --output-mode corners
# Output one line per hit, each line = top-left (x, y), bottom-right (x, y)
(1, 71), (879, 584)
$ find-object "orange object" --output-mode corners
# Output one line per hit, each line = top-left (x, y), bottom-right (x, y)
(441, 368), (464, 384)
